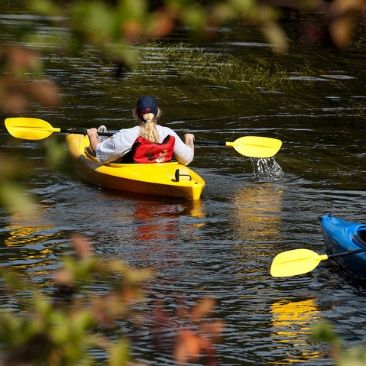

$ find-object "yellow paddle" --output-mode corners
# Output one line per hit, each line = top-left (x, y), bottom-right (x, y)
(4, 117), (112, 140)
(270, 247), (366, 277)
(195, 136), (282, 158)
(4, 117), (282, 158)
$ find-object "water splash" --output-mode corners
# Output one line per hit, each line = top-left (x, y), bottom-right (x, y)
(250, 157), (284, 182)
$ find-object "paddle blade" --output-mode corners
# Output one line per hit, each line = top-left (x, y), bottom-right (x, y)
(227, 136), (282, 158)
(270, 249), (328, 277)
(5, 117), (60, 140)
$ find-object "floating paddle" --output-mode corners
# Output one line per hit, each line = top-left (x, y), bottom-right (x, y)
(270, 247), (366, 277)
(5, 117), (282, 158)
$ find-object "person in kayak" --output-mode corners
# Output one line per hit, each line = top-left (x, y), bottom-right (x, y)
(87, 95), (195, 165)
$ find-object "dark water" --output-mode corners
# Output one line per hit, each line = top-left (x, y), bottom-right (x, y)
(1, 13), (366, 365)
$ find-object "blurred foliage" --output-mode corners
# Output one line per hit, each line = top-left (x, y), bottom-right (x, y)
(43, 138), (69, 170)
(0, 152), (37, 217)
(1, 0), (365, 112)
(0, 2), (365, 364)
(0, 45), (60, 114)
(23, 0), (366, 55)
(0, 235), (223, 365)
(311, 320), (366, 366)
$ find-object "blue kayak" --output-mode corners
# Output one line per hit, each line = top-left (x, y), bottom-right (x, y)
(319, 214), (366, 281)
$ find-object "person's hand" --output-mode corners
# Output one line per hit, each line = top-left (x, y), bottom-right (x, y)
(87, 128), (98, 138)
(184, 133), (195, 147)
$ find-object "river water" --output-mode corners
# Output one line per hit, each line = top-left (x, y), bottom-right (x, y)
(1, 12), (366, 366)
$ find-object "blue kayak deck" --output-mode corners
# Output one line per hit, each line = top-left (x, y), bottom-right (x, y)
(320, 214), (366, 281)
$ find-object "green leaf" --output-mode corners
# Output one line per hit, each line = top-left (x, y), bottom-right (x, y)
(261, 21), (288, 54)
(44, 139), (68, 170)
(0, 182), (37, 218)
(108, 339), (131, 366)
(338, 346), (366, 366)
(28, 0), (61, 16)
(106, 42), (139, 66)
(181, 5), (207, 31)
(311, 320), (341, 345)
(119, 0), (147, 19)
(70, 1), (115, 43)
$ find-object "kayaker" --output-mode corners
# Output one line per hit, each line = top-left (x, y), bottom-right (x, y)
(87, 96), (195, 165)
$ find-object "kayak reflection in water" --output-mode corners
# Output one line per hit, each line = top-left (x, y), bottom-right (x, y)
(86, 95), (195, 165)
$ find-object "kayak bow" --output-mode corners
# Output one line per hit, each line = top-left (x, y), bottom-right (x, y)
(319, 214), (366, 281)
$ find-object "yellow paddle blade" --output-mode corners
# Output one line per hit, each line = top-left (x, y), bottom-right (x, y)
(226, 136), (282, 158)
(270, 249), (329, 277)
(5, 117), (60, 140)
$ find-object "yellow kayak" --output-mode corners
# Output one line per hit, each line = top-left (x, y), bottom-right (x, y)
(66, 134), (205, 200)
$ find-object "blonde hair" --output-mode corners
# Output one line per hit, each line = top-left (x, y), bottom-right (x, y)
(133, 107), (161, 143)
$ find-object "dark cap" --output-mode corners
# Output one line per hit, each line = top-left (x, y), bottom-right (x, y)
(136, 96), (158, 119)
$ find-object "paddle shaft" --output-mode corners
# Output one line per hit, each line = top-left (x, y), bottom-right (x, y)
(329, 247), (366, 259)
(64, 130), (227, 146)
(62, 129), (225, 143)
(61, 128), (113, 137)
(195, 140), (225, 147)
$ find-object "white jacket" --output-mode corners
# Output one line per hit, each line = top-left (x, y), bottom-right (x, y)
(96, 125), (194, 165)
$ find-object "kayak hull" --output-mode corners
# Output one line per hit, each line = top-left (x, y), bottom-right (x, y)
(319, 214), (366, 281)
(66, 134), (205, 200)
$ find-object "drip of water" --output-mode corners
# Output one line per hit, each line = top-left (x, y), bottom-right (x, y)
(250, 157), (284, 182)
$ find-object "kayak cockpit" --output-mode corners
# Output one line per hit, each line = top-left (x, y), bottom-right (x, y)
(355, 226), (366, 246)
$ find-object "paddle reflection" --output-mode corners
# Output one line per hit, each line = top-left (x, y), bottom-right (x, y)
(232, 183), (283, 242)
(271, 298), (323, 364)
(2, 210), (60, 277)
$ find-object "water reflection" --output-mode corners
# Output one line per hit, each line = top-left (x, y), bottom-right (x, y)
(132, 199), (205, 242)
(5, 223), (53, 248)
(271, 298), (323, 364)
(90, 194), (207, 271)
(233, 183), (284, 242)
(1, 210), (60, 277)
(186, 200), (205, 220)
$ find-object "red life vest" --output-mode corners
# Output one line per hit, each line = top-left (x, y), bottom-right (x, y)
(131, 135), (175, 163)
